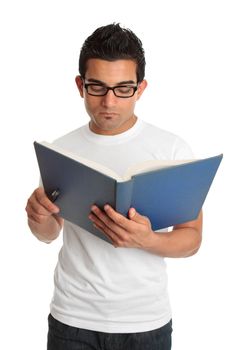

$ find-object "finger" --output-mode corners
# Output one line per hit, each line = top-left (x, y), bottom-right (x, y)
(26, 196), (54, 221)
(27, 212), (46, 224)
(89, 212), (115, 242)
(25, 188), (59, 223)
(91, 217), (114, 240)
(103, 205), (133, 231)
(27, 213), (38, 223)
(35, 188), (60, 213)
(26, 197), (50, 217)
(89, 207), (127, 242)
(92, 220), (125, 248)
(90, 206), (121, 233)
(128, 208), (150, 225)
(26, 199), (62, 225)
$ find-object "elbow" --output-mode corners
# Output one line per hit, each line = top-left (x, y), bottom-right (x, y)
(185, 246), (201, 257)
(184, 234), (202, 258)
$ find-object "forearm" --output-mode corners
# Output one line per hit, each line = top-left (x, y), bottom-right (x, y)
(28, 215), (62, 243)
(144, 210), (203, 258)
(146, 226), (202, 258)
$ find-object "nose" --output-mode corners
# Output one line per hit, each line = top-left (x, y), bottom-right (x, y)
(101, 89), (117, 107)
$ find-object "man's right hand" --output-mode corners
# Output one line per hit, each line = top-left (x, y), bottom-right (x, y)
(25, 187), (63, 243)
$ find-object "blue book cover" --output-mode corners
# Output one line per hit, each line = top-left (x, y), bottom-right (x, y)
(34, 141), (223, 243)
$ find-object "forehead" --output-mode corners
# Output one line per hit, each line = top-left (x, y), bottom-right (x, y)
(85, 59), (137, 84)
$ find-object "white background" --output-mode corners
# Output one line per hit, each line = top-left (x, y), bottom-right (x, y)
(0, 0), (232, 349)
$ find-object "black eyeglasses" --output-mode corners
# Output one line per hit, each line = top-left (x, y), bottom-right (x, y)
(84, 83), (138, 98)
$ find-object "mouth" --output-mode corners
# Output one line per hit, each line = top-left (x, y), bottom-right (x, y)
(99, 112), (118, 119)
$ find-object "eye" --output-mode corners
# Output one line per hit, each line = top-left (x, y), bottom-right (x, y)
(89, 84), (106, 93)
(115, 86), (132, 94)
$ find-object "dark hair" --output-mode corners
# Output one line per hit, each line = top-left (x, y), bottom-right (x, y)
(79, 23), (146, 82)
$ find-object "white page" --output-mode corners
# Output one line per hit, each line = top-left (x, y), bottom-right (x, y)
(39, 141), (195, 182)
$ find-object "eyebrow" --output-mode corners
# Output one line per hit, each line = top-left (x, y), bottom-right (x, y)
(85, 78), (137, 85)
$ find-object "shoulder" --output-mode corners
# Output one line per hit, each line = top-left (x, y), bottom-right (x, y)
(52, 124), (87, 148)
(139, 120), (194, 160)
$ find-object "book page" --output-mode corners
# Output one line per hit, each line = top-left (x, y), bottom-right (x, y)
(123, 158), (195, 181)
(39, 142), (196, 183)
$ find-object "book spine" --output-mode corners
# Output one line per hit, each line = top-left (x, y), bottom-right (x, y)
(115, 179), (134, 217)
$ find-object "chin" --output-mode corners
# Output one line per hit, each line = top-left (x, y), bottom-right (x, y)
(91, 121), (122, 135)
(96, 118), (120, 129)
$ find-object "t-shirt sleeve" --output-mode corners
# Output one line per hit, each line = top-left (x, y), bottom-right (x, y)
(172, 136), (194, 160)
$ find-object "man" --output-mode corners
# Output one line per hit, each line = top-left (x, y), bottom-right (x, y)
(26, 23), (202, 350)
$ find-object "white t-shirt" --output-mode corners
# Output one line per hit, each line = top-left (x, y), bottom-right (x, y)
(50, 118), (193, 333)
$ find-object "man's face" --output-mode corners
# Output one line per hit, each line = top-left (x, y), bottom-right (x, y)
(76, 59), (147, 135)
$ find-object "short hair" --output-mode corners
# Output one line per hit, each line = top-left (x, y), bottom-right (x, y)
(79, 23), (146, 82)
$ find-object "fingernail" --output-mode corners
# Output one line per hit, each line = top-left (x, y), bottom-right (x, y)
(52, 206), (59, 213)
(130, 208), (136, 217)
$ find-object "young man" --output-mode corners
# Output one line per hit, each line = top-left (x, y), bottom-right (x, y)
(26, 23), (202, 350)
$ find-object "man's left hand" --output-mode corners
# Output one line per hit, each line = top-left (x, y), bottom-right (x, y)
(89, 204), (154, 248)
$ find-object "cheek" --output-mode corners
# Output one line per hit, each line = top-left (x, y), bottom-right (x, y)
(125, 100), (136, 112)
(84, 97), (98, 114)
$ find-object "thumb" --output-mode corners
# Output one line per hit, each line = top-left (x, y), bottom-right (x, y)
(128, 208), (148, 224)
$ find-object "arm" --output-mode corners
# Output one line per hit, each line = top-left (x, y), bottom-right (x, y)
(25, 187), (63, 243)
(148, 211), (202, 257)
(89, 205), (202, 258)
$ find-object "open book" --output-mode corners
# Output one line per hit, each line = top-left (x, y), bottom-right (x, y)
(34, 141), (223, 243)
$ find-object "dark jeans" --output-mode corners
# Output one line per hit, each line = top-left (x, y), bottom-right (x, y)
(47, 314), (172, 350)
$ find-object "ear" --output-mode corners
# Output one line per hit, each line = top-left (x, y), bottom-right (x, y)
(136, 79), (147, 100)
(75, 76), (84, 98)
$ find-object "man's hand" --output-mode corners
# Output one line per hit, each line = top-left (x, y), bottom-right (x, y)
(89, 205), (203, 257)
(89, 204), (154, 249)
(25, 187), (63, 242)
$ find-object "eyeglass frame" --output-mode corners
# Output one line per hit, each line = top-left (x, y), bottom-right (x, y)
(83, 80), (139, 98)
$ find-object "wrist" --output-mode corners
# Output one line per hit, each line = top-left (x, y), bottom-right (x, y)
(143, 230), (168, 256)
(143, 230), (160, 252)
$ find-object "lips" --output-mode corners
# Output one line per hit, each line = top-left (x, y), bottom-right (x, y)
(99, 112), (118, 118)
